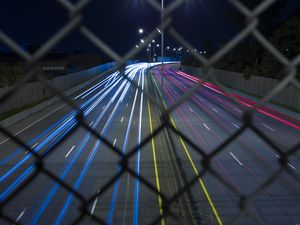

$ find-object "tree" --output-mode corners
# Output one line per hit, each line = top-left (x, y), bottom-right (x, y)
(260, 9), (300, 80)
(216, 0), (288, 74)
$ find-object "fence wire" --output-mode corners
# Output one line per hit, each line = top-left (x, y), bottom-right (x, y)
(0, 0), (299, 225)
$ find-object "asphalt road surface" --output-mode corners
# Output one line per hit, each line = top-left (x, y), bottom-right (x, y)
(0, 62), (299, 225)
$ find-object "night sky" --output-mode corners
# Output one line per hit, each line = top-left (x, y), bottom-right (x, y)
(0, 0), (299, 56)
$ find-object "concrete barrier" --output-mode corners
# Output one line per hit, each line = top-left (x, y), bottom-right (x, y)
(181, 65), (300, 112)
(0, 62), (117, 115)
(0, 63), (119, 128)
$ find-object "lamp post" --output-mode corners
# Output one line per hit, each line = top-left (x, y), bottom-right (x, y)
(161, 0), (164, 88)
(138, 28), (152, 62)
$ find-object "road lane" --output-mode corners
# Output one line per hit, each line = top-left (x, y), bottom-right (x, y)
(1, 62), (299, 225)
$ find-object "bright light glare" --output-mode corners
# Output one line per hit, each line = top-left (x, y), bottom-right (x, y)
(138, 28), (144, 34)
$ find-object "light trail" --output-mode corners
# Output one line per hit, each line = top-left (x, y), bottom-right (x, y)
(133, 67), (146, 225)
(106, 65), (142, 225)
(151, 75), (224, 225)
(29, 65), (141, 225)
(176, 71), (300, 130)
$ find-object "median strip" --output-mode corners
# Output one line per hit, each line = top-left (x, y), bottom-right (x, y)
(152, 75), (224, 225)
(147, 98), (166, 225)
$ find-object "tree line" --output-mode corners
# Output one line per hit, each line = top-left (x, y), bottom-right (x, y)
(182, 0), (300, 81)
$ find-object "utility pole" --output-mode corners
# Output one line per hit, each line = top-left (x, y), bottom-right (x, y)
(161, 0), (164, 89)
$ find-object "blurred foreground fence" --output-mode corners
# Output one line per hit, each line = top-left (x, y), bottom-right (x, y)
(0, 0), (300, 225)
(181, 65), (300, 111)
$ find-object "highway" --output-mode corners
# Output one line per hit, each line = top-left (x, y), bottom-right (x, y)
(0, 62), (299, 225)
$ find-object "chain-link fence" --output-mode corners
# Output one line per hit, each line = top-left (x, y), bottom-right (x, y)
(0, 0), (300, 224)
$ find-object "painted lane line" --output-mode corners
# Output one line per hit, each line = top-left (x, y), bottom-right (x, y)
(30, 66), (138, 225)
(54, 68), (138, 225)
(275, 155), (296, 170)
(2, 114), (77, 181)
(177, 70), (300, 130)
(133, 69), (145, 225)
(14, 207), (27, 224)
(212, 108), (218, 113)
(1, 71), (123, 169)
(25, 143), (39, 154)
(0, 66), (132, 202)
(167, 113), (223, 225)
(188, 106), (194, 113)
(147, 99), (166, 225)
(91, 189), (101, 215)
(107, 68), (141, 225)
(89, 121), (94, 127)
(289, 163), (297, 170)
(32, 142), (39, 148)
(113, 139), (117, 147)
(229, 152), (243, 166)
(203, 123), (211, 131)
(262, 123), (275, 132)
(233, 123), (240, 129)
(30, 136), (90, 225)
(65, 145), (76, 158)
(75, 71), (117, 99)
(121, 116), (124, 123)
(0, 104), (66, 145)
(234, 108), (242, 113)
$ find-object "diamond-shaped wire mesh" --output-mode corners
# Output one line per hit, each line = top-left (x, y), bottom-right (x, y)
(0, 0), (299, 225)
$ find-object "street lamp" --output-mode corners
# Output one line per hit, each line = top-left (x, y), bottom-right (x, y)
(161, 0), (164, 88)
(138, 28), (152, 62)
